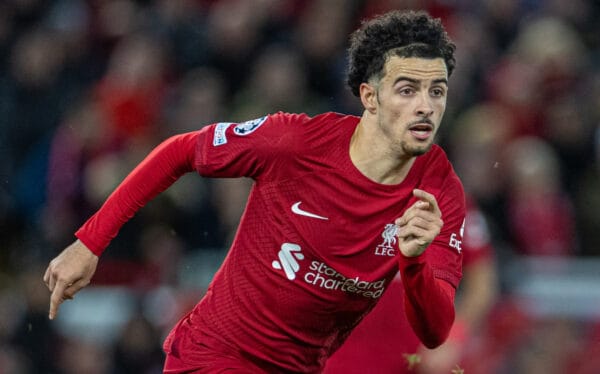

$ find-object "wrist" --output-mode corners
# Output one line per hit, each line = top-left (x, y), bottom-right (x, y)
(75, 230), (104, 257)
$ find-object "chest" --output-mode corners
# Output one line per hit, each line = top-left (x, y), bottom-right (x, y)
(258, 169), (416, 280)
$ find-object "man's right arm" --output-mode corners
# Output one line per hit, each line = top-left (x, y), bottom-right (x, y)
(43, 131), (200, 319)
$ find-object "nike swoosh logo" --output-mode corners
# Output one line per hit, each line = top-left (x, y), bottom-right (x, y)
(291, 201), (329, 220)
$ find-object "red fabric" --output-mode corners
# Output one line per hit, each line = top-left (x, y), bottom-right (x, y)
(184, 113), (464, 372)
(399, 254), (456, 348)
(76, 112), (465, 372)
(325, 198), (493, 373)
(323, 276), (421, 374)
(162, 312), (266, 373)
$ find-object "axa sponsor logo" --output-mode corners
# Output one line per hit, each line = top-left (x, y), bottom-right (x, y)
(272, 243), (385, 299)
(374, 223), (398, 256)
(449, 219), (465, 253)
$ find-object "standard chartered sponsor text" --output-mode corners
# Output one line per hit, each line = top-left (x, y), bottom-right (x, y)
(304, 261), (386, 298)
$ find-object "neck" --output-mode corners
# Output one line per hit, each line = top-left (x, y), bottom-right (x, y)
(349, 114), (416, 185)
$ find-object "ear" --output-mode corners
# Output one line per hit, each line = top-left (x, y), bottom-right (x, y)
(359, 82), (377, 114)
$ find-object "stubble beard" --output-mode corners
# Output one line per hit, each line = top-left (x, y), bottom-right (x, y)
(377, 116), (435, 158)
(400, 139), (433, 157)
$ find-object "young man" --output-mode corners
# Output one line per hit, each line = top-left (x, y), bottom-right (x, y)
(44, 10), (465, 373)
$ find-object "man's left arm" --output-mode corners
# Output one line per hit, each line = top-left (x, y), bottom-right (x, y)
(396, 188), (465, 348)
(398, 254), (456, 348)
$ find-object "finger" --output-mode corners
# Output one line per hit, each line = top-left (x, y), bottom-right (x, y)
(63, 278), (88, 300)
(48, 269), (57, 292)
(415, 200), (430, 210)
(43, 266), (50, 287)
(400, 216), (433, 231)
(413, 189), (441, 214)
(399, 220), (441, 242)
(49, 280), (68, 320)
(396, 202), (424, 226)
(397, 196), (437, 226)
(398, 226), (430, 241)
(396, 208), (438, 227)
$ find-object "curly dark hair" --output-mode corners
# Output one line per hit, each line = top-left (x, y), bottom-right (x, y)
(347, 10), (456, 97)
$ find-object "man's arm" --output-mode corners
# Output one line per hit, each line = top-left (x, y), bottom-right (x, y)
(416, 258), (496, 372)
(395, 189), (456, 348)
(43, 131), (200, 319)
(399, 256), (456, 348)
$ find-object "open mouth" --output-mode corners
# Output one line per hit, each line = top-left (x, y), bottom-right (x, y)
(408, 123), (433, 140)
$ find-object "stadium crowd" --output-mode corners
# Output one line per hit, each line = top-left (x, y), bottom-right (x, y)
(1, 0), (600, 373)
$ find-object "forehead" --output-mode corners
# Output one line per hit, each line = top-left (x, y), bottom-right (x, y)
(381, 56), (448, 83)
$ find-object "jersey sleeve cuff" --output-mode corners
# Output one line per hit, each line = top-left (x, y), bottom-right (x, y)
(75, 229), (106, 257)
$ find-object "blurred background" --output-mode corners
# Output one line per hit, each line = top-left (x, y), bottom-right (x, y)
(1, 0), (599, 373)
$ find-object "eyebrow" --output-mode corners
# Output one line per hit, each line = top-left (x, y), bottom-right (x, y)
(393, 76), (448, 86)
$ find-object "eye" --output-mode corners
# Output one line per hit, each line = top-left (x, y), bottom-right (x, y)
(431, 87), (446, 97)
(398, 86), (415, 96)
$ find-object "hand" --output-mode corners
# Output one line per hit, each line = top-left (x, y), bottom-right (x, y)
(395, 189), (443, 257)
(43, 239), (99, 320)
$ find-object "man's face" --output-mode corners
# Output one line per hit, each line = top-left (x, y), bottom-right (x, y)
(371, 56), (448, 157)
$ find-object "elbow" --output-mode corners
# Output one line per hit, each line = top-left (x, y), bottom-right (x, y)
(417, 314), (454, 349)
(421, 332), (449, 349)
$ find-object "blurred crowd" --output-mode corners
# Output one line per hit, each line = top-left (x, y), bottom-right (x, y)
(1, 0), (600, 373)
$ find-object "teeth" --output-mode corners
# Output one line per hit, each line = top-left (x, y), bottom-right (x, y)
(411, 129), (431, 139)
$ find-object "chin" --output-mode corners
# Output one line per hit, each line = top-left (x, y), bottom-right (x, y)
(403, 141), (433, 156)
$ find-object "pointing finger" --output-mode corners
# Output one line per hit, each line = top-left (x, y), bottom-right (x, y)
(49, 280), (68, 320)
(412, 189), (441, 214)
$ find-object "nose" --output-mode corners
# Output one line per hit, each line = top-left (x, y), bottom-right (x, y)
(415, 92), (434, 118)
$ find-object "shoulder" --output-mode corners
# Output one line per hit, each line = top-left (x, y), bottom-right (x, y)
(267, 111), (359, 148)
(419, 145), (461, 186)
(269, 111), (358, 129)
(419, 145), (465, 213)
(422, 145), (452, 169)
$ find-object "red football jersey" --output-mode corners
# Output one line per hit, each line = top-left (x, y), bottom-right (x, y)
(77, 111), (465, 373)
(164, 112), (465, 372)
